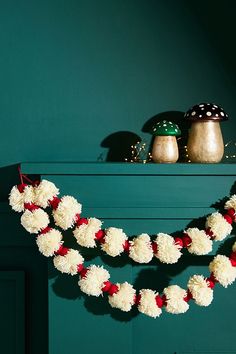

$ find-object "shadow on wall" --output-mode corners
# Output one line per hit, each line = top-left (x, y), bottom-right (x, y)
(101, 111), (191, 162)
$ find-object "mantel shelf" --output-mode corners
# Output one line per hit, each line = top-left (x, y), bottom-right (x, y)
(21, 162), (236, 176)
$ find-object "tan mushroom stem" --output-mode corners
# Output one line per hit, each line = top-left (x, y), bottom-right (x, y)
(152, 136), (179, 163)
(187, 121), (224, 163)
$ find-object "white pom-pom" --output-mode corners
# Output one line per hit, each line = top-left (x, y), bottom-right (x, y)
(36, 229), (63, 257)
(21, 208), (49, 234)
(129, 234), (153, 264)
(206, 212), (232, 241)
(78, 265), (110, 296)
(209, 255), (236, 287)
(73, 218), (102, 248)
(225, 195), (236, 212)
(34, 180), (59, 208)
(53, 249), (84, 275)
(154, 233), (182, 264)
(164, 285), (189, 314)
(188, 275), (213, 306)
(9, 185), (35, 212)
(53, 196), (82, 230)
(101, 227), (127, 257)
(108, 282), (135, 312)
(185, 228), (212, 255)
(138, 289), (162, 318)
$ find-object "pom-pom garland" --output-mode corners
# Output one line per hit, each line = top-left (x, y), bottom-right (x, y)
(187, 275), (213, 306)
(209, 255), (236, 287)
(129, 234), (153, 263)
(101, 227), (127, 257)
(54, 249), (84, 276)
(53, 196), (82, 230)
(138, 289), (162, 318)
(73, 218), (102, 248)
(163, 285), (189, 314)
(36, 228), (63, 257)
(9, 177), (236, 318)
(34, 179), (59, 208)
(78, 265), (110, 296)
(154, 233), (182, 264)
(225, 195), (236, 215)
(185, 228), (212, 255)
(206, 212), (232, 241)
(108, 282), (135, 312)
(21, 205), (50, 234)
(9, 184), (35, 212)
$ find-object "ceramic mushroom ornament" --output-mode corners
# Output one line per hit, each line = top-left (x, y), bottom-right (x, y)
(151, 120), (181, 163)
(185, 103), (228, 163)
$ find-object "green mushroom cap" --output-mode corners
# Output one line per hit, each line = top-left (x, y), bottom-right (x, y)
(152, 120), (181, 136)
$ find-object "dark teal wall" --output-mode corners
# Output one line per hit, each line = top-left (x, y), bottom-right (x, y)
(0, 0), (235, 165)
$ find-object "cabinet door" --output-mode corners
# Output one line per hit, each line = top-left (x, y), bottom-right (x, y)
(0, 204), (48, 354)
(47, 173), (236, 354)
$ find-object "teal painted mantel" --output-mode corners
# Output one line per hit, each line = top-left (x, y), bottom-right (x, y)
(21, 162), (236, 354)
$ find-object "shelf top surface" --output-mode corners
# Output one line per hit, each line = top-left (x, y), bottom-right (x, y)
(21, 162), (236, 175)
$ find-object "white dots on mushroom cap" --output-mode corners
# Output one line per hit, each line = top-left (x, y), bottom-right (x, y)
(206, 111), (212, 116)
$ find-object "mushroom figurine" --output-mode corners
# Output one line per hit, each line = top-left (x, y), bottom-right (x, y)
(185, 103), (228, 163)
(151, 120), (181, 163)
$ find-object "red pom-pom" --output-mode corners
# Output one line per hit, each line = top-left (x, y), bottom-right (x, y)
(205, 228), (215, 239)
(17, 183), (28, 193)
(227, 208), (235, 218)
(155, 295), (164, 308)
(102, 281), (112, 292)
(184, 290), (192, 302)
(182, 234), (192, 248)
(223, 214), (233, 224)
(134, 294), (141, 305)
(55, 245), (69, 256)
(40, 226), (52, 235)
(152, 242), (158, 254)
(108, 284), (119, 296)
(229, 252), (236, 267)
(206, 273), (218, 288)
(95, 229), (105, 242)
(175, 237), (183, 248)
(76, 218), (88, 226)
(75, 214), (80, 223)
(49, 196), (61, 210)
(80, 267), (88, 278)
(77, 264), (84, 273)
(24, 203), (39, 211)
(123, 240), (130, 252)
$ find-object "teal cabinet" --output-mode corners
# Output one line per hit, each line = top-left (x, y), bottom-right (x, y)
(21, 163), (236, 354)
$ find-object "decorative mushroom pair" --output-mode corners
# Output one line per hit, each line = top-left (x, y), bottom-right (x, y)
(151, 103), (228, 163)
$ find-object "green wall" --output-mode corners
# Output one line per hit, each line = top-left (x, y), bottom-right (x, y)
(0, 0), (235, 165)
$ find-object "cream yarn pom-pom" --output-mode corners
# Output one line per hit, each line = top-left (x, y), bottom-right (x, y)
(185, 228), (212, 255)
(36, 229), (63, 257)
(187, 275), (213, 306)
(108, 282), (135, 312)
(34, 180), (59, 208)
(225, 195), (236, 213)
(54, 249), (84, 275)
(9, 185), (35, 212)
(21, 208), (49, 234)
(209, 255), (236, 287)
(101, 227), (127, 257)
(53, 196), (82, 230)
(129, 234), (153, 263)
(78, 265), (110, 296)
(164, 285), (189, 314)
(73, 218), (102, 248)
(138, 289), (162, 318)
(206, 212), (232, 241)
(154, 233), (182, 264)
